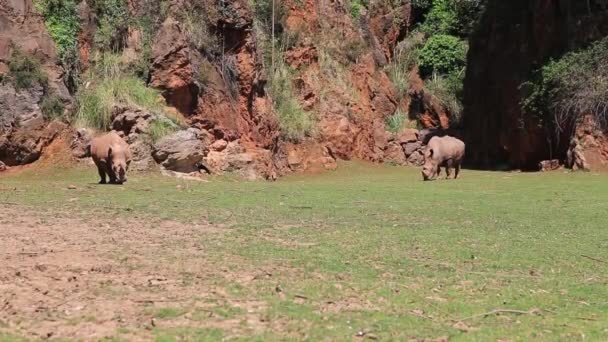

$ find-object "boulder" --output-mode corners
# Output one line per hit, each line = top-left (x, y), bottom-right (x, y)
(152, 128), (208, 173)
(384, 142), (406, 165)
(396, 128), (419, 144)
(70, 128), (92, 158)
(111, 107), (157, 137)
(0, 83), (66, 166)
(539, 159), (560, 172)
(403, 141), (422, 156)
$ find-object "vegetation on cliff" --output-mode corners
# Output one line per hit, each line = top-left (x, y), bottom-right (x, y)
(522, 36), (608, 132)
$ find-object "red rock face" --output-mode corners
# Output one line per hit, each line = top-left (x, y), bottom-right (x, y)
(464, 0), (608, 169)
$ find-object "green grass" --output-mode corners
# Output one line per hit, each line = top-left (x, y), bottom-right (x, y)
(154, 307), (187, 319)
(1, 162), (607, 340)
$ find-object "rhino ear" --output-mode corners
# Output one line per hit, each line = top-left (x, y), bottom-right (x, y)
(428, 148), (434, 158)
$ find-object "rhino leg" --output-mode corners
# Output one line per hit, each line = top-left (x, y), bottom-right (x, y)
(454, 162), (461, 179)
(97, 165), (107, 184)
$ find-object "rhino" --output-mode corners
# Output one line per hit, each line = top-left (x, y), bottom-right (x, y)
(90, 132), (132, 184)
(421, 135), (465, 181)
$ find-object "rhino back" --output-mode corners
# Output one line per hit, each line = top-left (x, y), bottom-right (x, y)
(428, 136), (465, 161)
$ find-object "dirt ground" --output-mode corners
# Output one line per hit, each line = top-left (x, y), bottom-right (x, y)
(0, 205), (269, 341)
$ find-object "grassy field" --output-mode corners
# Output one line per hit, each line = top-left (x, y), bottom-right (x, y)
(0, 162), (607, 341)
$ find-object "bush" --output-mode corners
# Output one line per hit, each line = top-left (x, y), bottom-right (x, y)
(418, 0), (485, 37)
(6, 50), (48, 90)
(34, 0), (80, 60)
(419, 0), (458, 35)
(40, 95), (65, 120)
(418, 34), (467, 77)
(424, 72), (464, 126)
(521, 36), (608, 131)
(349, 0), (369, 18)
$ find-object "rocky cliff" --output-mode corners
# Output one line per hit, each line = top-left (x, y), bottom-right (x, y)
(4, 0), (449, 177)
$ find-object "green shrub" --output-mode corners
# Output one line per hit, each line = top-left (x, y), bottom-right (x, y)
(6, 50), (48, 90)
(40, 95), (65, 120)
(90, 0), (130, 51)
(417, 0), (485, 37)
(34, 0), (80, 60)
(424, 72), (464, 126)
(269, 60), (314, 142)
(521, 36), (608, 131)
(419, 0), (458, 35)
(418, 34), (467, 77)
(349, 0), (369, 18)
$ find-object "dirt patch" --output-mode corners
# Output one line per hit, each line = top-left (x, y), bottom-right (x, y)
(0, 206), (268, 340)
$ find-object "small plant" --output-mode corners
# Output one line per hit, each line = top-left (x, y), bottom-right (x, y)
(6, 49), (48, 90)
(40, 95), (65, 120)
(349, 0), (369, 18)
(148, 118), (178, 143)
(385, 110), (407, 133)
(418, 34), (467, 77)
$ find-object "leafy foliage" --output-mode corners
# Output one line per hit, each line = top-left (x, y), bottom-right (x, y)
(6, 49), (48, 90)
(418, 34), (467, 77)
(521, 36), (608, 131)
(34, 0), (80, 60)
(418, 0), (486, 37)
(349, 0), (369, 18)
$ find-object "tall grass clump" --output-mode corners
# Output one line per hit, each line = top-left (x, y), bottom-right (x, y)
(75, 53), (165, 131)
(148, 118), (179, 143)
(270, 60), (314, 142)
(424, 72), (464, 126)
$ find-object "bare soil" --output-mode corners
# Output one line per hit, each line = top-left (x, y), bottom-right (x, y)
(0, 206), (268, 341)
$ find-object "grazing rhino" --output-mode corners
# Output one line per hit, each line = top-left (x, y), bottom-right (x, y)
(90, 132), (132, 184)
(421, 135), (465, 181)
